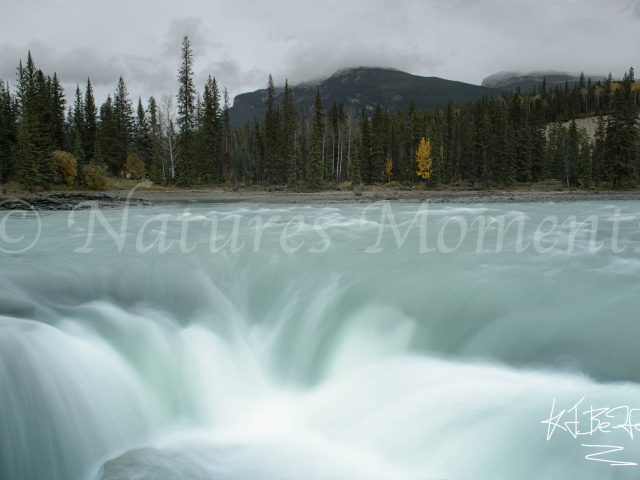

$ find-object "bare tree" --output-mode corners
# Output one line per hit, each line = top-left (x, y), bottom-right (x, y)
(160, 93), (178, 180)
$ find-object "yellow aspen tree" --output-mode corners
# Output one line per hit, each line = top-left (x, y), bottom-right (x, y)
(384, 154), (393, 182)
(415, 137), (432, 181)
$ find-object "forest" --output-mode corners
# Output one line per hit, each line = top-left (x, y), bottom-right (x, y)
(1, 36), (639, 192)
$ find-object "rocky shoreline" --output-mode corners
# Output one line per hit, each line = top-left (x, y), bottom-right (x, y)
(3, 189), (640, 209)
(0, 192), (152, 211)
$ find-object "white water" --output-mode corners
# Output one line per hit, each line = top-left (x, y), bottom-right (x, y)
(2, 202), (640, 479)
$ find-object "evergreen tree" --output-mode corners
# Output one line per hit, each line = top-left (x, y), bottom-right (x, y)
(350, 138), (362, 185)
(565, 120), (580, 187)
(200, 75), (222, 183)
(359, 107), (372, 183)
(98, 95), (121, 173)
(83, 78), (97, 162)
(370, 105), (386, 183)
(430, 114), (443, 188)
(578, 134), (592, 188)
(133, 97), (149, 168)
(73, 85), (84, 149)
(282, 80), (298, 184)
(49, 73), (66, 150)
(16, 122), (38, 188)
(473, 100), (490, 184)
(307, 88), (324, 190)
(603, 72), (638, 188)
(113, 76), (133, 172)
(0, 80), (18, 181)
(592, 115), (606, 184)
(529, 98), (547, 181)
(509, 92), (532, 182)
(176, 36), (196, 185)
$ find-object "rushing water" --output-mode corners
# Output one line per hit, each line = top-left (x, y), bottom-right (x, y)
(2, 200), (640, 480)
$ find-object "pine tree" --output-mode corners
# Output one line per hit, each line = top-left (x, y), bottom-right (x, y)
(592, 116), (606, 185)
(350, 138), (362, 185)
(474, 99), (490, 184)
(370, 105), (386, 183)
(113, 76), (133, 173)
(360, 107), (372, 183)
(200, 75), (222, 183)
(73, 130), (87, 185)
(565, 120), (580, 187)
(529, 98), (547, 181)
(307, 88), (324, 190)
(98, 95), (121, 174)
(16, 122), (38, 189)
(603, 72), (638, 188)
(282, 80), (298, 184)
(578, 134), (592, 188)
(176, 36), (196, 185)
(509, 92), (532, 182)
(73, 85), (84, 150)
(49, 73), (66, 150)
(430, 114), (443, 188)
(146, 96), (165, 183)
(83, 78), (97, 162)
(0, 80), (18, 181)
(133, 97), (149, 168)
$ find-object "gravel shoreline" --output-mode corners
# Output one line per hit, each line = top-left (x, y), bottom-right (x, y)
(3, 189), (640, 210)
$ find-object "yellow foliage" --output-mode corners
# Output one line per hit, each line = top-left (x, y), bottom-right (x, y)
(83, 164), (108, 190)
(415, 137), (432, 180)
(384, 154), (393, 180)
(632, 81), (640, 92)
(610, 83), (621, 93)
(52, 150), (77, 186)
(124, 153), (146, 179)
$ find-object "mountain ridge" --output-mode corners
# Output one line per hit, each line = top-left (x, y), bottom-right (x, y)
(229, 67), (500, 126)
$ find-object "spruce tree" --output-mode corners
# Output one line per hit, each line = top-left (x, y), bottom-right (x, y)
(350, 138), (362, 185)
(49, 73), (66, 150)
(0, 81), (18, 181)
(529, 98), (547, 181)
(430, 114), (443, 188)
(509, 92), (532, 182)
(592, 116), (606, 185)
(603, 72), (638, 188)
(176, 36), (196, 185)
(113, 77), (133, 172)
(307, 88), (324, 190)
(359, 107), (372, 183)
(73, 85), (84, 149)
(16, 120), (38, 189)
(578, 134), (592, 188)
(83, 78), (97, 162)
(370, 105), (386, 183)
(282, 81), (298, 184)
(200, 75), (222, 183)
(565, 120), (580, 187)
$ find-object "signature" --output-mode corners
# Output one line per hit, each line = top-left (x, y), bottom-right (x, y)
(543, 398), (640, 466)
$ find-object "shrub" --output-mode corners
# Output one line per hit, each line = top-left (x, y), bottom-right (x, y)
(124, 153), (146, 180)
(83, 164), (108, 190)
(52, 151), (77, 186)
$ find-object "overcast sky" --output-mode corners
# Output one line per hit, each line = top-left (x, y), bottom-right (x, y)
(1, 0), (639, 108)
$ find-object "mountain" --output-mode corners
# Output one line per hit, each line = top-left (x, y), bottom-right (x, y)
(229, 67), (500, 126)
(481, 70), (606, 92)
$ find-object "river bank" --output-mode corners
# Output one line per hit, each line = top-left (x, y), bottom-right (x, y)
(4, 187), (640, 210)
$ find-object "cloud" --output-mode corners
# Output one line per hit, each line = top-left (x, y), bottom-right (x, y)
(1, 0), (638, 109)
(163, 17), (223, 58)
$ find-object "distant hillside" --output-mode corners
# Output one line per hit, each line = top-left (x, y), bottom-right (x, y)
(482, 70), (606, 92)
(229, 67), (500, 126)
